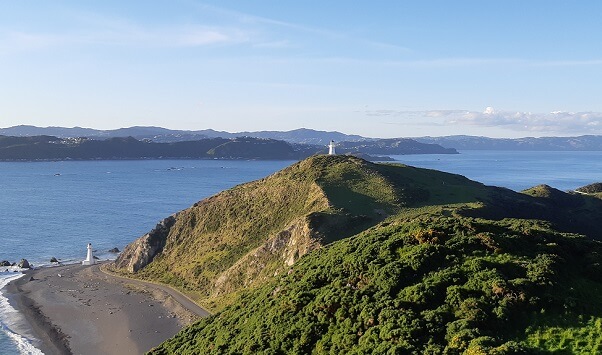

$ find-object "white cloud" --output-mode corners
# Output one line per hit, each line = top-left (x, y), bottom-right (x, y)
(0, 31), (68, 53)
(363, 108), (602, 135)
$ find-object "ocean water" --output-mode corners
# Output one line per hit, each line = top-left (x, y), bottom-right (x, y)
(0, 159), (294, 354)
(391, 150), (602, 192)
(0, 152), (601, 353)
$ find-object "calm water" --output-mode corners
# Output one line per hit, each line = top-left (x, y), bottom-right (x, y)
(391, 150), (602, 192)
(0, 159), (294, 354)
(1, 152), (601, 353)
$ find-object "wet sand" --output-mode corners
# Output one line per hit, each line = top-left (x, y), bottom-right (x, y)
(5, 263), (210, 355)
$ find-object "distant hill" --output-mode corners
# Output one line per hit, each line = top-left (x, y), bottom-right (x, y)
(416, 135), (602, 151)
(337, 138), (457, 155)
(0, 135), (298, 160)
(5, 125), (602, 151)
(0, 125), (366, 145)
(108, 155), (602, 353)
(0, 135), (457, 160)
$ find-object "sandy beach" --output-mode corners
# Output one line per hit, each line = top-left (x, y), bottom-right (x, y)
(5, 263), (210, 355)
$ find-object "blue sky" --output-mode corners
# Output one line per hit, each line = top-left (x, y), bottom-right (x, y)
(1, 1), (601, 138)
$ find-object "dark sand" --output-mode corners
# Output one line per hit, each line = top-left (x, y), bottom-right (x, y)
(5, 263), (210, 355)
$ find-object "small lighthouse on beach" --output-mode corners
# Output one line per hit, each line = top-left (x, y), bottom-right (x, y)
(82, 243), (95, 265)
(328, 140), (336, 155)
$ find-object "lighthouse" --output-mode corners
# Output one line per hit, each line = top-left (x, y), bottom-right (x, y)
(82, 243), (96, 265)
(328, 140), (336, 155)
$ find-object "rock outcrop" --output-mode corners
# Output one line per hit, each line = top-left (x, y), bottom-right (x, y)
(212, 216), (322, 297)
(0, 260), (10, 267)
(112, 215), (176, 273)
(18, 259), (30, 269)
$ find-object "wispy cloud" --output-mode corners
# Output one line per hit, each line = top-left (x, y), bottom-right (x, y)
(0, 9), (248, 55)
(364, 107), (602, 134)
(0, 31), (69, 53)
(190, 3), (412, 53)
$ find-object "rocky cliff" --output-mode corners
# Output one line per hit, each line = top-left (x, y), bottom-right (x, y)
(113, 215), (176, 272)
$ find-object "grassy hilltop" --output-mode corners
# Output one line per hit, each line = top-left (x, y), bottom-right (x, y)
(112, 155), (437, 310)
(110, 155), (602, 353)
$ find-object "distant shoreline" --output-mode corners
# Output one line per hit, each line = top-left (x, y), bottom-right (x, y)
(5, 263), (209, 355)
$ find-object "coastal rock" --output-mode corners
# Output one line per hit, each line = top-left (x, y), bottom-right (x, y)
(50, 257), (59, 263)
(212, 217), (322, 297)
(18, 259), (31, 269)
(0, 260), (10, 267)
(108, 247), (120, 253)
(111, 215), (177, 273)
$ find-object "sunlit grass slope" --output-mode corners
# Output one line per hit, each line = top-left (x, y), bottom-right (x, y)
(121, 155), (487, 311)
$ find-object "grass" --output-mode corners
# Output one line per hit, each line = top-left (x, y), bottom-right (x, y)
(107, 155), (602, 353)
(150, 213), (602, 354)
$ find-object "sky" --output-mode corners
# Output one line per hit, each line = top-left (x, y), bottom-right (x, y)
(1, 1), (602, 138)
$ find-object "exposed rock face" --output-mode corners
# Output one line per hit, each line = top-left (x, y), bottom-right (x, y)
(0, 261), (10, 267)
(112, 215), (176, 273)
(108, 247), (120, 253)
(212, 217), (322, 297)
(18, 259), (30, 269)
(50, 257), (58, 263)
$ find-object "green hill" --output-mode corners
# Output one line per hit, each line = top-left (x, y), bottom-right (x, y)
(111, 155), (431, 310)
(0, 135), (298, 160)
(152, 216), (602, 354)
(107, 155), (602, 353)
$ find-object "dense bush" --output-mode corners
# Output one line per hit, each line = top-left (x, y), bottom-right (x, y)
(150, 216), (602, 354)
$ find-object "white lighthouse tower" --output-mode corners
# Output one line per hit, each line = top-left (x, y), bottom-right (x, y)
(328, 140), (336, 155)
(82, 243), (96, 265)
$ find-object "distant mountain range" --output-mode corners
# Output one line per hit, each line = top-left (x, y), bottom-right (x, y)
(2, 125), (601, 151)
(0, 135), (456, 161)
(0, 125), (365, 146)
(0, 136), (299, 161)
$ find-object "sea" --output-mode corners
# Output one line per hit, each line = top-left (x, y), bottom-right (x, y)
(1, 151), (601, 354)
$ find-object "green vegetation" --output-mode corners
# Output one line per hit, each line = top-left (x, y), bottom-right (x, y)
(150, 215), (602, 354)
(115, 156), (426, 310)
(107, 155), (602, 353)
(0, 135), (298, 160)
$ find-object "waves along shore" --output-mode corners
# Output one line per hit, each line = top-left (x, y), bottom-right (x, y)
(4, 262), (210, 355)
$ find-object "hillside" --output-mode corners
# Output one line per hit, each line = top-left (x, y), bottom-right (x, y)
(110, 155), (438, 309)
(108, 155), (602, 353)
(152, 215), (602, 354)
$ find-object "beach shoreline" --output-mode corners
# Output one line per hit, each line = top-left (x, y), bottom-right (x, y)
(4, 263), (209, 355)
